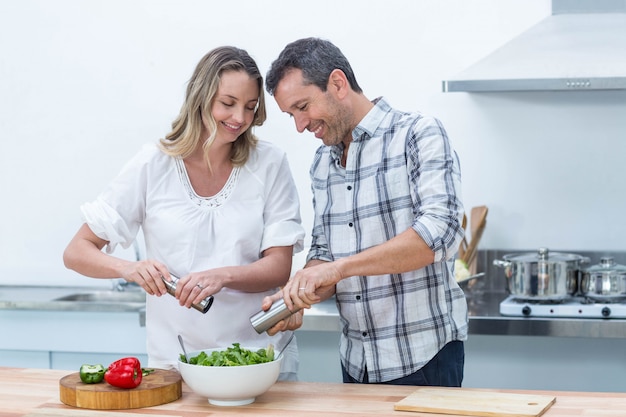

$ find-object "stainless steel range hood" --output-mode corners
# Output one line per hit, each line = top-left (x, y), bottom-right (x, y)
(443, 1), (626, 92)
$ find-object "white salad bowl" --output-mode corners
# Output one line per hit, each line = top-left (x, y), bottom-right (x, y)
(178, 346), (283, 406)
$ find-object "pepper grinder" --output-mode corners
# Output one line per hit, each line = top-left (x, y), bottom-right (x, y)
(161, 274), (214, 314)
(250, 298), (301, 334)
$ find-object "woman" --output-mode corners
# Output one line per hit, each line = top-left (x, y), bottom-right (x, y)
(63, 46), (305, 380)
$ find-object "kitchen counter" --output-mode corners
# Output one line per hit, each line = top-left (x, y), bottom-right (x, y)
(3, 284), (626, 338)
(0, 285), (145, 313)
(464, 289), (626, 338)
(2, 367), (626, 416)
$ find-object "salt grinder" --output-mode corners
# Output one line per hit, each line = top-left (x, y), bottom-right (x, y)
(162, 274), (214, 314)
(250, 298), (300, 334)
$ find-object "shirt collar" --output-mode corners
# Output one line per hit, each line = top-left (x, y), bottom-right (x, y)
(352, 96), (389, 142)
(329, 96), (390, 162)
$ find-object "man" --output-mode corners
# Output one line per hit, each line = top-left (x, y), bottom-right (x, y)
(264, 37), (468, 386)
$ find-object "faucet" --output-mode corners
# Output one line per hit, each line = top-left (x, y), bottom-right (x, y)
(114, 279), (141, 292)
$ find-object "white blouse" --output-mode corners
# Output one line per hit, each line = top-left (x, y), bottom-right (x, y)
(81, 140), (305, 373)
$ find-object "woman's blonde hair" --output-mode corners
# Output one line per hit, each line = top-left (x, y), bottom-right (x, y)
(159, 46), (266, 167)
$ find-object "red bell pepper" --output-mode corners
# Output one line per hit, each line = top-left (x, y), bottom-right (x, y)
(104, 357), (143, 389)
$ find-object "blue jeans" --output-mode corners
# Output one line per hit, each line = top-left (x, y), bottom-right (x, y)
(341, 341), (464, 386)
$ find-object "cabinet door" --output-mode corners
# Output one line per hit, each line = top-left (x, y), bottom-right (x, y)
(0, 310), (146, 353)
(0, 310), (147, 370)
(0, 349), (49, 369)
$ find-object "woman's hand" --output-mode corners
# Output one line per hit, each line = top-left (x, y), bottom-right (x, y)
(119, 260), (169, 296)
(63, 224), (168, 297)
(174, 270), (227, 309)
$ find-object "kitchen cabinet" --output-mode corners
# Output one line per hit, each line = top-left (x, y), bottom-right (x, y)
(294, 330), (342, 383)
(464, 334), (626, 392)
(0, 309), (147, 370)
(0, 350), (49, 369)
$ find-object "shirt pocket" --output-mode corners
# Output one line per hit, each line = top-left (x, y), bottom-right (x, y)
(357, 167), (410, 206)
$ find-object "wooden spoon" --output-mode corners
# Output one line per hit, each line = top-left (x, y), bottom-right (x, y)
(463, 206), (488, 272)
(459, 214), (468, 260)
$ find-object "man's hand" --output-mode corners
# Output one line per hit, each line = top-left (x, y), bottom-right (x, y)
(261, 291), (304, 335)
(282, 261), (342, 311)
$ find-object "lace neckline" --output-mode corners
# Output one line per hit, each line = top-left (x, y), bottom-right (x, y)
(175, 158), (240, 208)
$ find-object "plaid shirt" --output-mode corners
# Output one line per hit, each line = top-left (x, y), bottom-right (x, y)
(307, 97), (468, 383)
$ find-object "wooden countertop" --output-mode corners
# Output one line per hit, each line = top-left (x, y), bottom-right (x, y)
(2, 367), (626, 416)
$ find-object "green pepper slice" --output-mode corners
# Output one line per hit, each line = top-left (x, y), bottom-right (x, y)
(79, 364), (106, 384)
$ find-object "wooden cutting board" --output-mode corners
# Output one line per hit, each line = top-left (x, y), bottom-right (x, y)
(394, 387), (556, 417)
(59, 369), (181, 410)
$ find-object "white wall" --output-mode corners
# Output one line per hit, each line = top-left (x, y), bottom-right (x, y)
(8, 0), (622, 287)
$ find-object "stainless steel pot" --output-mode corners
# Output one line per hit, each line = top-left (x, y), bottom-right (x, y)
(580, 257), (626, 302)
(493, 247), (589, 301)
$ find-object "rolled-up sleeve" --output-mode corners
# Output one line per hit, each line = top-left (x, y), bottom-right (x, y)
(407, 116), (464, 262)
(80, 145), (152, 253)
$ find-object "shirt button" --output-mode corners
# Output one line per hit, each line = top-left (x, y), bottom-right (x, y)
(356, 295), (361, 300)
(348, 222), (353, 227)
(347, 185), (352, 191)
(362, 332), (368, 337)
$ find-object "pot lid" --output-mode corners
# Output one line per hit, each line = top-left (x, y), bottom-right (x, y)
(503, 247), (585, 262)
(584, 257), (626, 273)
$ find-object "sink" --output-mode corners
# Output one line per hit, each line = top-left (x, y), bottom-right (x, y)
(54, 291), (146, 303)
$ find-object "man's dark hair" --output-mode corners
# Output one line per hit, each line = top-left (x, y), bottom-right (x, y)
(266, 37), (362, 96)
